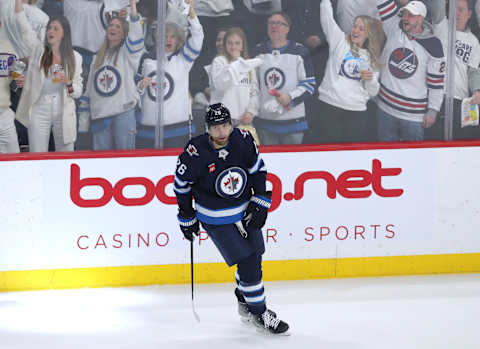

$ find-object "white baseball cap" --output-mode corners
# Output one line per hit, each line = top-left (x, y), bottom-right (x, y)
(399, 1), (427, 18)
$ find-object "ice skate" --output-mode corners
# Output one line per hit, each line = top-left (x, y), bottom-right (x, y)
(249, 310), (290, 335)
(234, 288), (277, 324)
(234, 287), (249, 322)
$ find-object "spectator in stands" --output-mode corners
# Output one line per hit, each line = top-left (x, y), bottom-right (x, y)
(375, 0), (445, 142)
(233, 0), (282, 54)
(208, 27), (262, 143)
(253, 11), (316, 145)
(1, 0), (49, 60)
(189, 0), (234, 98)
(427, 0), (480, 139)
(136, 0), (203, 148)
(312, 0), (385, 144)
(85, 0), (144, 150)
(14, 0), (83, 152)
(0, 18), (21, 153)
(192, 27), (229, 111)
(64, 0), (109, 60)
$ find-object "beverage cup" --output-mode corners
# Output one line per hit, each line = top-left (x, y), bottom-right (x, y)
(359, 60), (369, 80)
(10, 60), (26, 80)
(52, 64), (64, 83)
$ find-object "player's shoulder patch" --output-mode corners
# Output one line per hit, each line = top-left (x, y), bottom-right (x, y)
(186, 143), (199, 157)
(183, 134), (206, 157)
(417, 36), (444, 59)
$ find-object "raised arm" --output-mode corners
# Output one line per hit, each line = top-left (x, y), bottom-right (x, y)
(14, 0), (43, 54)
(320, 0), (346, 46)
(376, 0), (400, 35)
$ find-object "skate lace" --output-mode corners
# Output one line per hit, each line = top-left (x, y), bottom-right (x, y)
(262, 311), (280, 330)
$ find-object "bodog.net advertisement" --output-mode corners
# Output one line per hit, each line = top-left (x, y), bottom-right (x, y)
(1, 145), (480, 272)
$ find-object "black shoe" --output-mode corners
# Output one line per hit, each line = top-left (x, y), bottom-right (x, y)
(249, 310), (289, 335)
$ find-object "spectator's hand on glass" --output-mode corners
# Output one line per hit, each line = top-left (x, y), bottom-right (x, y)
(276, 93), (291, 108)
(240, 112), (253, 125)
(470, 90), (480, 105)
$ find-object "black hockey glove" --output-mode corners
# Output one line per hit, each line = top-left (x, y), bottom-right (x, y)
(177, 209), (200, 242)
(242, 191), (272, 230)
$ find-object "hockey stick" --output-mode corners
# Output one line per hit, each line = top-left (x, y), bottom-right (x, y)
(188, 112), (200, 323)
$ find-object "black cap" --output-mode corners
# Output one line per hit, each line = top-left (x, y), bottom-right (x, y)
(205, 103), (231, 127)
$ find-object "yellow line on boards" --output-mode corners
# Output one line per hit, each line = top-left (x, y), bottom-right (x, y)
(1, 253), (480, 292)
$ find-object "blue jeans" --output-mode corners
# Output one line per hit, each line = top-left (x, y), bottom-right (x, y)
(377, 107), (424, 141)
(93, 109), (136, 150)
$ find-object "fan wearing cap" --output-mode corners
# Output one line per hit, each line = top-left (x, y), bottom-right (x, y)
(173, 103), (290, 335)
(375, 0), (445, 141)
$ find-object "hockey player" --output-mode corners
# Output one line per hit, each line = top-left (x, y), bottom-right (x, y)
(174, 103), (289, 335)
(375, 0), (445, 141)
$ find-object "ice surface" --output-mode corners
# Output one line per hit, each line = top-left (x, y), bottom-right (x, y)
(1, 274), (479, 349)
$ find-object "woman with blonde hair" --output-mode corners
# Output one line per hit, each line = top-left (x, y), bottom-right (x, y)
(14, 0), (83, 152)
(85, 0), (144, 150)
(312, 0), (386, 143)
(208, 26), (262, 143)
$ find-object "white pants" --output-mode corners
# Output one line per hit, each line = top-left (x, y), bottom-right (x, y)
(29, 94), (74, 152)
(0, 108), (20, 154)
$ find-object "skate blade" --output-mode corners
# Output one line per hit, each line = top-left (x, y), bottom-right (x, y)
(254, 326), (291, 336)
(247, 321), (291, 336)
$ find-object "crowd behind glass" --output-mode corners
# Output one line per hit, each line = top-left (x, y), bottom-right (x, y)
(0, 0), (479, 153)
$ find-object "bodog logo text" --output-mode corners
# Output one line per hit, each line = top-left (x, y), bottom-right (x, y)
(70, 159), (404, 210)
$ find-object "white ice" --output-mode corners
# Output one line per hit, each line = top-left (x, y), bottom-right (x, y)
(0, 273), (479, 349)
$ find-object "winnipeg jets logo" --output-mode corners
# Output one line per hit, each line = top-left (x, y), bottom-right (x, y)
(94, 66), (121, 97)
(186, 144), (199, 156)
(264, 67), (285, 90)
(215, 167), (247, 199)
(147, 71), (174, 101)
(388, 48), (418, 79)
(339, 51), (362, 80)
(218, 149), (229, 160)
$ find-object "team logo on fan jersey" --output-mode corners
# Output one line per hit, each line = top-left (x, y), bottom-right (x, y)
(388, 48), (418, 79)
(264, 67), (285, 90)
(338, 51), (362, 80)
(94, 66), (122, 97)
(146, 71), (174, 101)
(215, 167), (247, 199)
(0, 53), (16, 78)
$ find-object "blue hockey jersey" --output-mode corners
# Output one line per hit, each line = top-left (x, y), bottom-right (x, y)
(174, 128), (267, 225)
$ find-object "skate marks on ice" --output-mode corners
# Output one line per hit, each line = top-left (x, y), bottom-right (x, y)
(0, 274), (479, 349)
